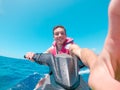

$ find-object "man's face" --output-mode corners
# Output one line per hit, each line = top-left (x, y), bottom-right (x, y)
(54, 27), (66, 45)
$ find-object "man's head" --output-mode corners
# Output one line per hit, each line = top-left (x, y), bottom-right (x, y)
(53, 25), (67, 45)
(53, 25), (66, 35)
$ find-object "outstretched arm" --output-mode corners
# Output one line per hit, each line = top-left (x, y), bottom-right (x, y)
(88, 0), (120, 89)
(103, 0), (120, 78)
(70, 44), (97, 69)
(25, 52), (54, 65)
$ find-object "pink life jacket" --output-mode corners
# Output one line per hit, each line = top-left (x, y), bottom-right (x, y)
(49, 37), (74, 56)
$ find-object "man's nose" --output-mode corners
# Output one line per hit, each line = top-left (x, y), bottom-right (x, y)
(58, 33), (62, 36)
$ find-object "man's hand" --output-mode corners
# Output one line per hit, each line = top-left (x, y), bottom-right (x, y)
(24, 52), (35, 61)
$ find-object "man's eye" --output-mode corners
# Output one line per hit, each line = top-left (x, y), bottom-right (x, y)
(61, 32), (65, 35)
(55, 33), (59, 35)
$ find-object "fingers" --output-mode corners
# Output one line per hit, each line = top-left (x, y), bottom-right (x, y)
(24, 52), (35, 61)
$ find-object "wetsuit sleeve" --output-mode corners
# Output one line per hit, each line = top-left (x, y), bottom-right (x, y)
(32, 53), (54, 66)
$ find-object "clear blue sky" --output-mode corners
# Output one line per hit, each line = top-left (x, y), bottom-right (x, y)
(0, 0), (110, 59)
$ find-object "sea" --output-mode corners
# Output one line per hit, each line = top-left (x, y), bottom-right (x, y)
(0, 56), (90, 90)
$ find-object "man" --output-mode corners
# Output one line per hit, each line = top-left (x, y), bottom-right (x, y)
(25, 25), (91, 90)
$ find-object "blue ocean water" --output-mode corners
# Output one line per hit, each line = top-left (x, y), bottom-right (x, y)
(0, 56), (89, 90)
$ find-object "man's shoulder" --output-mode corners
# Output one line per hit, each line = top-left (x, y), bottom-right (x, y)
(45, 46), (54, 53)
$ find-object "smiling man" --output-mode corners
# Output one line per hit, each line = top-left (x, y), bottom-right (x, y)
(25, 25), (92, 90)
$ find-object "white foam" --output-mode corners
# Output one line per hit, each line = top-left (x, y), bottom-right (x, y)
(79, 69), (90, 75)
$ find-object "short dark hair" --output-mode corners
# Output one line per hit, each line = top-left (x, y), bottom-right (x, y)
(53, 25), (66, 35)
